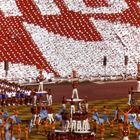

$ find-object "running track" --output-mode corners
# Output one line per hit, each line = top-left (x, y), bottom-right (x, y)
(27, 80), (138, 103)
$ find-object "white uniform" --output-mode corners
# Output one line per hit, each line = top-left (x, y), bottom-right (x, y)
(128, 93), (131, 105)
(38, 82), (44, 92)
(123, 136), (129, 140)
(33, 95), (37, 106)
(48, 94), (52, 106)
(72, 88), (79, 99)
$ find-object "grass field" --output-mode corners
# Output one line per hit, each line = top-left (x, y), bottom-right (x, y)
(2, 98), (139, 140)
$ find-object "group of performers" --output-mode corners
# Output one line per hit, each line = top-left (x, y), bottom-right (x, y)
(0, 107), (30, 140)
(28, 68), (140, 140)
(36, 69), (46, 92)
(92, 104), (140, 140)
(28, 98), (140, 140)
(1, 68), (140, 140)
(0, 79), (34, 106)
(27, 69), (95, 139)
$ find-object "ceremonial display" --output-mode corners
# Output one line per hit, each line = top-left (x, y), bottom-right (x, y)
(1, 0), (140, 140)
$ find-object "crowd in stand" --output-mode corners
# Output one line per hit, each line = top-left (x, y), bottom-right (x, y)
(0, 1), (140, 80)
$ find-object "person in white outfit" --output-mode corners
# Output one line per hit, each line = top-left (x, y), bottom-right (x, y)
(127, 87), (134, 105)
(36, 69), (46, 92)
(82, 116), (89, 131)
(63, 112), (70, 131)
(47, 89), (52, 106)
(47, 106), (54, 123)
(128, 89), (131, 105)
(33, 93), (37, 106)
(71, 70), (79, 99)
(70, 98), (75, 116)
(71, 116), (76, 132)
(72, 81), (79, 99)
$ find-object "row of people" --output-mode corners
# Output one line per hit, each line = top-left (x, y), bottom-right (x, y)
(0, 85), (53, 107)
(62, 112), (90, 132)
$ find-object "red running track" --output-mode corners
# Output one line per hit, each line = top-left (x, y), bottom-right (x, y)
(27, 80), (138, 103)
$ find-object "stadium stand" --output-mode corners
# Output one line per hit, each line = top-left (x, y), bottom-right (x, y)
(0, 0), (140, 81)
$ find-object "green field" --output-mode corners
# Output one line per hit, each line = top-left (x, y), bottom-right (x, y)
(2, 98), (139, 140)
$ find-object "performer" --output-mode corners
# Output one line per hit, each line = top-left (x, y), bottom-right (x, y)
(16, 123), (21, 140)
(62, 96), (67, 110)
(70, 98), (75, 116)
(82, 114), (89, 131)
(118, 119), (123, 138)
(91, 119), (98, 133)
(127, 87), (134, 105)
(71, 115), (76, 132)
(99, 123), (105, 140)
(0, 124), (5, 140)
(47, 106), (54, 124)
(43, 119), (49, 136)
(64, 112), (70, 131)
(35, 117), (41, 134)
(47, 89), (53, 106)
(24, 125), (29, 140)
(71, 70), (79, 99)
(76, 115), (82, 131)
(122, 127), (129, 140)
(36, 69), (46, 92)
(102, 106), (109, 123)
(114, 106), (121, 122)
(128, 88), (132, 105)
(109, 117), (114, 136)
(121, 107), (133, 124)
(92, 107), (100, 124)
(33, 91), (37, 107)
(32, 106), (39, 125)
